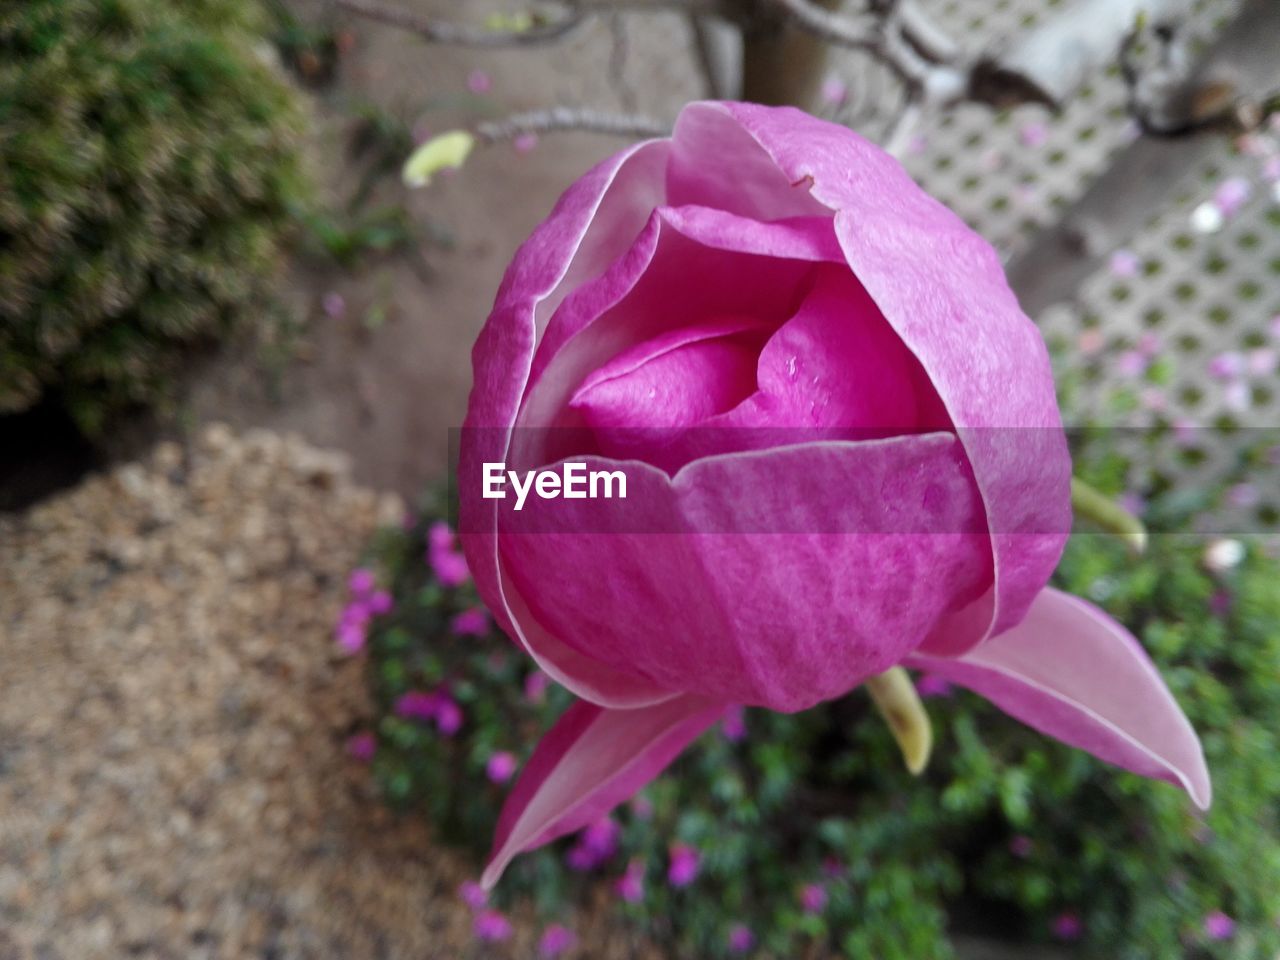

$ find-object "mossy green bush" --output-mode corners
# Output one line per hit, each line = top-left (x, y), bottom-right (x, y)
(351, 484), (1279, 958)
(0, 0), (306, 431)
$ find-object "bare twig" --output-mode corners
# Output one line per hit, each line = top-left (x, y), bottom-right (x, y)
(475, 107), (670, 142)
(689, 13), (743, 99)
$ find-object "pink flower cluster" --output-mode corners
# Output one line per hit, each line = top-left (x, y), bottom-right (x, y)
(394, 688), (463, 735)
(428, 521), (470, 587)
(335, 568), (392, 654)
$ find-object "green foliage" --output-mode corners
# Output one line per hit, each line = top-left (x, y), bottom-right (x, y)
(0, 0), (307, 431)
(358, 493), (1280, 958)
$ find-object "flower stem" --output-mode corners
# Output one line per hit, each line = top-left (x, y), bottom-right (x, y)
(865, 667), (932, 775)
(1070, 477), (1148, 555)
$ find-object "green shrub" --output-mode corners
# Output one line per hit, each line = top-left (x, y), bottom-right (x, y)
(353, 481), (1279, 958)
(0, 0), (307, 431)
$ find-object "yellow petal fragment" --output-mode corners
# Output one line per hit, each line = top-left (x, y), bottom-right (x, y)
(403, 130), (477, 188)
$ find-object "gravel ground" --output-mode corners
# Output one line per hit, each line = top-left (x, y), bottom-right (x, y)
(0, 427), (546, 959)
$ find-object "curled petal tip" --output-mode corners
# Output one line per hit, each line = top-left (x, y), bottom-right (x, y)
(865, 667), (933, 776)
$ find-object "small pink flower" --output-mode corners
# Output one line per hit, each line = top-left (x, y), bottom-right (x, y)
(367, 590), (393, 615)
(322, 291), (347, 320)
(916, 673), (953, 698)
(821, 856), (845, 878)
(524, 669), (551, 703)
(395, 690), (438, 721)
(1209, 351), (1245, 380)
(427, 522), (470, 587)
(538, 924), (577, 957)
(1117, 350), (1148, 378)
(800, 883), (827, 914)
(486, 750), (518, 784)
(720, 704), (746, 741)
(435, 696), (463, 735)
(1019, 121), (1049, 148)
(459, 880), (488, 910)
(346, 731), (376, 762)
(616, 859), (645, 903)
(819, 75), (847, 106)
(1249, 347), (1277, 377)
(1214, 177), (1252, 217)
(667, 843), (700, 888)
(1204, 911), (1236, 941)
(1109, 250), (1140, 278)
(335, 616), (367, 654)
(1051, 912), (1083, 941)
(451, 607), (490, 636)
(473, 909), (512, 942)
(1264, 155), (1280, 182)
(348, 567), (376, 596)
(467, 69), (492, 94)
(514, 131), (539, 154)
(727, 923), (755, 953)
(1078, 329), (1105, 356)
(582, 817), (620, 858)
(1137, 332), (1162, 357)
(1009, 835), (1033, 858)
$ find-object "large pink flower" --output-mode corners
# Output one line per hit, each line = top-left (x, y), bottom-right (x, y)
(459, 101), (1210, 887)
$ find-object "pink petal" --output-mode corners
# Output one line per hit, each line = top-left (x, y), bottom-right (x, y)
(681, 102), (1071, 652)
(499, 433), (991, 711)
(482, 694), (723, 888)
(907, 587), (1210, 808)
(459, 139), (672, 708)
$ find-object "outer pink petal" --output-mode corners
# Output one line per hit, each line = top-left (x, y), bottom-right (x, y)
(500, 434), (991, 711)
(906, 587), (1210, 808)
(460, 139), (674, 707)
(482, 694), (723, 889)
(673, 102), (1072, 652)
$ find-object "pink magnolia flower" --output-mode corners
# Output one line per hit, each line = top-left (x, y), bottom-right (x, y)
(459, 101), (1209, 889)
(473, 909), (512, 942)
(667, 843), (700, 887)
(800, 883), (827, 914)
(1204, 910), (1236, 940)
(486, 751), (519, 784)
(538, 923), (577, 957)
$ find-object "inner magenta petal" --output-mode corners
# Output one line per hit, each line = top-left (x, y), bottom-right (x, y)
(569, 316), (766, 461)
